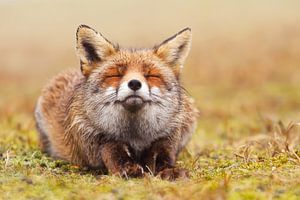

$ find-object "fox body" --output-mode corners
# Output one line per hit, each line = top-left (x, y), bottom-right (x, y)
(35, 25), (198, 179)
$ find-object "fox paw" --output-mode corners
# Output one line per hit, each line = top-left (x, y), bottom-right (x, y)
(119, 163), (144, 178)
(157, 167), (189, 181)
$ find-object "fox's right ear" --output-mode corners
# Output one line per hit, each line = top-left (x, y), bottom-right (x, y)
(76, 25), (117, 76)
(154, 28), (192, 74)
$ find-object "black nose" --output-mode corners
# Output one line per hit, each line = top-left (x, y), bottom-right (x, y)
(128, 79), (142, 91)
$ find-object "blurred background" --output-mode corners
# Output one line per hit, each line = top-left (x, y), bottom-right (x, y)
(0, 0), (300, 145)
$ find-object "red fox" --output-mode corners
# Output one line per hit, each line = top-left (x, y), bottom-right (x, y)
(35, 25), (198, 180)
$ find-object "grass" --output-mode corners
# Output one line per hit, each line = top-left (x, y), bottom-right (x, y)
(0, 80), (299, 200)
(1, 1), (300, 199)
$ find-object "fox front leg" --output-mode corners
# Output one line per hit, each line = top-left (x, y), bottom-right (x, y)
(100, 142), (144, 178)
(142, 138), (189, 181)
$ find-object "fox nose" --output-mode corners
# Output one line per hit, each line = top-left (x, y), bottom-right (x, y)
(128, 79), (142, 91)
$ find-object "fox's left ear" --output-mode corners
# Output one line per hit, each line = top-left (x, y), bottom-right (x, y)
(154, 28), (192, 70)
(76, 24), (117, 76)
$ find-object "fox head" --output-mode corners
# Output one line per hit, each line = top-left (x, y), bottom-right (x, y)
(76, 25), (191, 145)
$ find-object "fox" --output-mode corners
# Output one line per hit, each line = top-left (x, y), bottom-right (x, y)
(34, 24), (198, 180)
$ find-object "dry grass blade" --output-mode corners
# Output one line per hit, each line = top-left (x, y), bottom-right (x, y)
(4, 150), (11, 169)
(276, 121), (300, 163)
(234, 120), (300, 164)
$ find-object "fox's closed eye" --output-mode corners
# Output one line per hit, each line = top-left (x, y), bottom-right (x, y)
(145, 74), (161, 78)
(105, 74), (123, 78)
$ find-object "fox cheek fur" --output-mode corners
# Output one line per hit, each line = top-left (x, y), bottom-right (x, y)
(35, 24), (198, 180)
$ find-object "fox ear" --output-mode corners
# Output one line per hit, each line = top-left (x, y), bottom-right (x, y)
(76, 25), (117, 76)
(154, 28), (192, 70)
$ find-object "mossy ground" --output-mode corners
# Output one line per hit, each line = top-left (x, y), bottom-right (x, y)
(1, 80), (299, 200)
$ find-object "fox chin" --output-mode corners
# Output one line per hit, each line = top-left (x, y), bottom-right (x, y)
(34, 24), (198, 180)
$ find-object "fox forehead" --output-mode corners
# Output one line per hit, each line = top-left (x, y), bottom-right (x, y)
(97, 50), (158, 70)
(111, 50), (162, 69)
